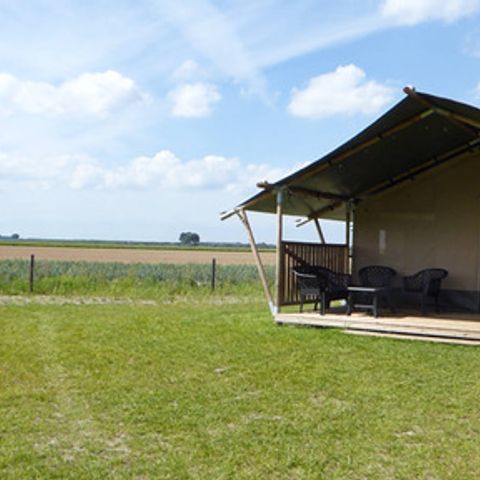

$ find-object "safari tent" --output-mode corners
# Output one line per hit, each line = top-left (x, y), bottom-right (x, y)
(222, 87), (480, 344)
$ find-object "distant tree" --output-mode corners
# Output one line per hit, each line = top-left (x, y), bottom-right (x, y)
(179, 232), (200, 246)
(11, 233), (19, 239)
(190, 233), (200, 245)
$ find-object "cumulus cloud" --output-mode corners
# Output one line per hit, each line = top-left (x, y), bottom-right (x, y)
(168, 82), (221, 117)
(0, 149), (288, 195)
(380, 0), (480, 25)
(0, 152), (94, 191)
(0, 70), (148, 117)
(288, 64), (394, 119)
(69, 150), (286, 193)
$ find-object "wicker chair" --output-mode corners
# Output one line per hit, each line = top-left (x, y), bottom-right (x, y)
(403, 268), (448, 315)
(358, 265), (397, 313)
(293, 266), (351, 315)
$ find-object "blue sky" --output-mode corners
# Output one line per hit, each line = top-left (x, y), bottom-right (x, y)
(1, 0), (480, 243)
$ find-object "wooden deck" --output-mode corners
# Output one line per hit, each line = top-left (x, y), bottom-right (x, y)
(275, 309), (480, 345)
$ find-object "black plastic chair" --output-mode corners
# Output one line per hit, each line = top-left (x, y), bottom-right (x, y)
(358, 265), (397, 313)
(292, 266), (325, 313)
(293, 266), (351, 315)
(359, 265), (396, 288)
(403, 268), (448, 315)
(315, 266), (351, 315)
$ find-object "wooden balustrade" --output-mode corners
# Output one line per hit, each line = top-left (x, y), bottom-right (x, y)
(279, 241), (349, 306)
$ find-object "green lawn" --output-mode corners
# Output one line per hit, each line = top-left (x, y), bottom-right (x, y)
(2, 300), (480, 478)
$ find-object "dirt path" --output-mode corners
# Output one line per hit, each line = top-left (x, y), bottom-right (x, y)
(0, 295), (258, 306)
(0, 245), (275, 265)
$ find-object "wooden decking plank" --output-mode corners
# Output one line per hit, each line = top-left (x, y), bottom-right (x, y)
(276, 312), (480, 331)
(344, 330), (480, 346)
(279, 320), (480, 340)
(277, 312), (480, 330)
(275, 312), (480, 342)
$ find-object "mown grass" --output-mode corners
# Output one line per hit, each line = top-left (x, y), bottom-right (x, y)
(2, 300), (480, 478)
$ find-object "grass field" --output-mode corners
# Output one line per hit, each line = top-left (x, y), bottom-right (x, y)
(2, 297), (480, 478)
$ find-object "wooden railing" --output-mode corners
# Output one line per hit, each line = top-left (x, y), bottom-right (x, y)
(279, 241), (349, 306)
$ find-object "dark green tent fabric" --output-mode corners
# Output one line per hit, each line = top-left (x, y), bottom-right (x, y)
(231, 90), (480, 220)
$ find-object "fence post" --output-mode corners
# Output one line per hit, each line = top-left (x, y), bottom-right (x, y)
(211, 258), (216, 291)
(29, 254), (35, 293)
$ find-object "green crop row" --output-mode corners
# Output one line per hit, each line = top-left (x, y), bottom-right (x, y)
(0, 259), (274, 298)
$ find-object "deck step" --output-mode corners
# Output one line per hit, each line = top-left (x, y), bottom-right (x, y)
(275, 312), (480, 344)
(344, 330), (480, 346)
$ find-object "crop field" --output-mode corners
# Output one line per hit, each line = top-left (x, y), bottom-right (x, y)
(0, 258), (273, 298)
(0, 245), (275, 265)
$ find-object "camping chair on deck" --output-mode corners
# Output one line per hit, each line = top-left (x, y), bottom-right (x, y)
(293, 266), (351, 315)
(292, 266), (324, 313)
(358, 265), (397, 313)
(403, 268), (448, 315)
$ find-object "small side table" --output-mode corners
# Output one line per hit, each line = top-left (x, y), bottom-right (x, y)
(347, 286), (387, 318)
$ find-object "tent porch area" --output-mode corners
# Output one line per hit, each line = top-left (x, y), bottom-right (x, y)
(222, 88), (480, 345)
(276, 238), (480, 345)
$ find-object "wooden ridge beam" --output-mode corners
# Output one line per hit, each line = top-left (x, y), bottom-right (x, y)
(403, 87), (480, 136)
(257, 182), (349, 202)
(296, 201), (344, 227)
(276, 106), (435, 188)
(220, 207), (240, 221)
(240, 103), (436, 214)
(368, 137), (480, 197)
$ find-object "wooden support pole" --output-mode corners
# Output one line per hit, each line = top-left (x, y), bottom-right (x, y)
(346, 206), (351, 247)
(236, 209), (275, 312)
(211, 258), (216, 291)
(345, 203), (352, 274)
(29, 254), (35, 293)
(275, 189), (285, 314)
(313, 218), (325, 243)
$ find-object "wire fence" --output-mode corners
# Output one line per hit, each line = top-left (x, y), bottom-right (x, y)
(0, 257), (275, 294)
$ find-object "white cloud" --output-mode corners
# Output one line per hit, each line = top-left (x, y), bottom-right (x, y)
(0, 152), (95, 192)
(0, 70), (148, 117)
(69, 150), (288, 194)
(168, 82), (221, 117)
(380, 0), (480, 25)
(288, 64), (395, 119)
(0, 149), (288, 195)
(156, 0), (267, 96)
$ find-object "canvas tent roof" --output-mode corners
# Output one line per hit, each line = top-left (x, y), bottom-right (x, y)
(224, 88), (480, 222)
